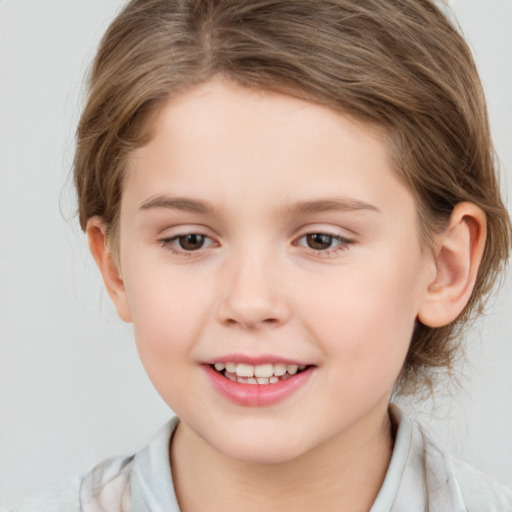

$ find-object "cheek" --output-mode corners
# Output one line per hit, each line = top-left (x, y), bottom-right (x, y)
(123, 269), (216, 408)
(296, 256), (422, 375)
(123, 265), (213, 364)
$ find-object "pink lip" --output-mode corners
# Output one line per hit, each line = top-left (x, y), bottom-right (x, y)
(202, 364), (315, 407)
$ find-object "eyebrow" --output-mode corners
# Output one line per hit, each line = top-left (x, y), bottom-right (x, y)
(139, 195), (380, 216)
(284, 198), (380, 216)
(139, 196), (214, 214)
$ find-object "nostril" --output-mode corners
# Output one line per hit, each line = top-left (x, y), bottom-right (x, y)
(216, 286), (291, 328)
(223, 315), (280, 329)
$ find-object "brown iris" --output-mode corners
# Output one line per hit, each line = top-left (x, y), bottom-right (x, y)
(306, 233), (334, 250)
(177, 234), (206, 250)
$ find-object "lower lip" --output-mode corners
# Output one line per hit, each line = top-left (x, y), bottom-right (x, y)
(203, 365), (314, 407)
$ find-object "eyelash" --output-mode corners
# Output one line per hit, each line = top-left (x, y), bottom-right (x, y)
(158, 232), (354, 257)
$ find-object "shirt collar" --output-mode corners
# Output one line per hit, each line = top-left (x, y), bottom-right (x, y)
(132, 416), (180, 512)
(131, 407), (467, 512)
(371, 404), (467, 512)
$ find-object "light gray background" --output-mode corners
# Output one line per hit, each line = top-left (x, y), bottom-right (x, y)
(0, 0), (511, 507)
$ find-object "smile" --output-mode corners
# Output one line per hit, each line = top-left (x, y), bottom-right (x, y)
(203, 359), (315, 407)
(211, 362), (307, 385)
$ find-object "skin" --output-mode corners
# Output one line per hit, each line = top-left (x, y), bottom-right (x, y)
(88, 78), (486, 511)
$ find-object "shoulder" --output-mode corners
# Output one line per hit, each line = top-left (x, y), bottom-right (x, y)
(80, 454), (134, 510)
(452, 458), (512, 512)
(417, 419), (512, 512)
(6, 418), (179, 512)
(388, 405), (512, 512)
(7, 455), (134, 512)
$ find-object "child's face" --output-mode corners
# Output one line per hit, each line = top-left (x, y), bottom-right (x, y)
(114, 78), (436, 463)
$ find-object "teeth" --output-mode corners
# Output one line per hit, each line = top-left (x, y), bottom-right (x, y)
(273, 363), (287, 376)
(235, 376), (259, 384)
(254, 364), (273, 378)
(214, 361), (307, 381)
(236, 363), (254, 377)
(287, 364), (298, 375)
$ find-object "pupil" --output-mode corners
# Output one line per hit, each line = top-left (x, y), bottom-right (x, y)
(307, 233), (333, 250)
(179, 234), (205, 250)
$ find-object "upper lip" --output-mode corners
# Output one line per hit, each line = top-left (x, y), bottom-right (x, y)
(203, 354), (311, 366)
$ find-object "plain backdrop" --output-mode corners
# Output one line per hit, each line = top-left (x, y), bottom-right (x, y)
(0, 0), (511, 507)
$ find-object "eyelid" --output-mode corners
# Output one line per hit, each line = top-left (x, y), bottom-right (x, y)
(157, 223), (216, 240)
(293, 223), (357, 241)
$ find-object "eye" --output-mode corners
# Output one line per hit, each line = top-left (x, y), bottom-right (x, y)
(176, 234), (207, 251)
(295, 232), (353, 253)
(159, 233), (217, 254)
(305, 233), (336, 250)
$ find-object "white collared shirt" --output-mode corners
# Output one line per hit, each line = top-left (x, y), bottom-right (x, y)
(8, 406), (512, 511)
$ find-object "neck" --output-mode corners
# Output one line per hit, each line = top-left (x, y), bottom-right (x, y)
(170, 404), (393, 512)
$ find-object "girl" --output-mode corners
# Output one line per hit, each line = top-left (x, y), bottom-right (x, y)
(9, 0), (512, 510)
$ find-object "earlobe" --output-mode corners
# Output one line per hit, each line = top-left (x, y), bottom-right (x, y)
(87, 217), (132, 323)
(418, 202), (486, 328)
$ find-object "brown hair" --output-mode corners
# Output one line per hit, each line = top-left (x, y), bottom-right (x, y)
(74, 0), (511, 395)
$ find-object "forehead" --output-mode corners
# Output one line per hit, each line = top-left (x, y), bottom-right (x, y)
(124, 78), (416, 224)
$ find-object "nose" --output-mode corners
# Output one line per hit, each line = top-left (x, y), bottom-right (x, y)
(216, 248), (290, 330)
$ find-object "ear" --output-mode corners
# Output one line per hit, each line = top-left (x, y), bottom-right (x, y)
(418, 202), (486, 328)
(87, 217), (132, 323)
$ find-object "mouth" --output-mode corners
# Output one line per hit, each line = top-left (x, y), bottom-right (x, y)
(203, 356), (315, 406)
(210, 361), (309, 385)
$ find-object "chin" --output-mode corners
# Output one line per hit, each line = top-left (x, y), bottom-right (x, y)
(208, 428), (312, 465)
